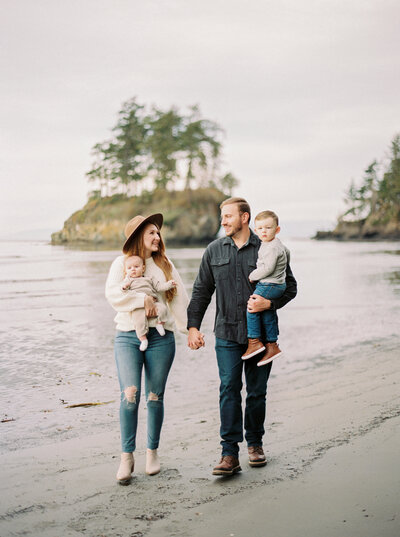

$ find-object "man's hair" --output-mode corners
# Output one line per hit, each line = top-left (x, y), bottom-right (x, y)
(255, 210), (279, 226)
(220, 197), (251, 220)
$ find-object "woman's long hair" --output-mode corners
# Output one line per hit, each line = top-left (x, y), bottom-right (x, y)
(127, 224), (177, 303)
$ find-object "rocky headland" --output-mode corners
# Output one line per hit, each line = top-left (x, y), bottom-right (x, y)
(315, 134), (400, 241)
(51, 187), (227, 247)
(314, 213), (400, 241)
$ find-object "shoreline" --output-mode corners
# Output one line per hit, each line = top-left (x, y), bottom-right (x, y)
(314, 235), (400, 242)
(1, 337), (399, 536)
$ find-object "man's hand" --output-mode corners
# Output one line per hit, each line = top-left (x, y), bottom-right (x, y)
(247, 294), (272, 313)
(144, 295), (157, 318)
(188, 327), (205, 350)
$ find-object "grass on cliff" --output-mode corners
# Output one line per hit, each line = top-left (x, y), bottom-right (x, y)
(66, 187), (227, 226)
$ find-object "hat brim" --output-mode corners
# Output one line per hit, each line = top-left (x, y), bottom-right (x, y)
(122, 213), (164, 254)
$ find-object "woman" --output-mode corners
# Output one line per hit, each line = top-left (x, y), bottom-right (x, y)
(105, 213), (188, 484)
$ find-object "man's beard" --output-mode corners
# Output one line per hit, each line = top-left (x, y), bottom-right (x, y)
(225, 220), (243, 237)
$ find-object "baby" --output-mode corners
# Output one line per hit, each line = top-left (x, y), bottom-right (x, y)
(242, 210), (290, 366)
(122, 255), (176, 351)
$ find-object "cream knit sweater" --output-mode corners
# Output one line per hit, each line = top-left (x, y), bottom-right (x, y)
(105, 255), (188, 333)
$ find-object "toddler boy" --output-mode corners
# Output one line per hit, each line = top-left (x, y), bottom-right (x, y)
(242, 210), (290, 366)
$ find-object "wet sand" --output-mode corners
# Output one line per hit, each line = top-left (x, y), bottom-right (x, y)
(1, 336), (399, 537)
(1, 240), (399, 536)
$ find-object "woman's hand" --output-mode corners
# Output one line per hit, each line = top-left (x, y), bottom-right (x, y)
(144, 295), (157, 318)
(188, 327), (205, 349)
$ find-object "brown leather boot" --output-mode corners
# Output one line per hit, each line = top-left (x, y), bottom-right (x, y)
(248, 446), (267, 467)
(212, 455), (242, 476)
(242, 338), (265, 360)
(257, 342), (282, 366)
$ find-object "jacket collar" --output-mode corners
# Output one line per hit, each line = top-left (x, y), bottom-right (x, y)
(222, 229), (260, 248)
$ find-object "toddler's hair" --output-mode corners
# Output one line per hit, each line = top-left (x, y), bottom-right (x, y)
(255, 210), (279, 226)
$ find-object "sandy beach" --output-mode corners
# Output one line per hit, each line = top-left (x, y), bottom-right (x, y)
(0, 240), (399, 536)
(1, 336), (399, 537)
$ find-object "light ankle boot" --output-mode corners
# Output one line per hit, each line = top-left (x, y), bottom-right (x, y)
(116, 452), (134, 485)
(146, 448), (160, 475)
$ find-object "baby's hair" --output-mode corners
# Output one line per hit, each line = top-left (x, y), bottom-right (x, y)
(255, 210), (279, 226)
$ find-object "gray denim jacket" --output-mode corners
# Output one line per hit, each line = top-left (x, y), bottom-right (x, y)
(187, 230), (297, 344)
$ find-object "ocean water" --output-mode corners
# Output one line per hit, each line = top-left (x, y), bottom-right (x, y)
(0, 238), (399, 453)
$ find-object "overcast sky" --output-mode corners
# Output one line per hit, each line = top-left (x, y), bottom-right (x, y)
(1, 0), (399, 238)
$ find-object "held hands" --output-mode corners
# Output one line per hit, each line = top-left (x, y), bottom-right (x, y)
(144, 295), (158, 318)
(247, 294), (272, 313)
(188, 327), (205, 350)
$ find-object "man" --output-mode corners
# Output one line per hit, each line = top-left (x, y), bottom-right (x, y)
(187, 197), (297, 476)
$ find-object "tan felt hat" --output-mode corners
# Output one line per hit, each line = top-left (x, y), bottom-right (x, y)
(122, 213), (163, 254)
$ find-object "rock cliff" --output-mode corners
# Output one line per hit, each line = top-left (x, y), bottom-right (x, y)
(314, 213), (400, 241)
(51, 188), (227, 247)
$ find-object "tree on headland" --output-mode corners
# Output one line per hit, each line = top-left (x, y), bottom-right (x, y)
(146, 106), (182, 189)
(87, 99), (149, 196)
(342, 133), (400, 224)
(315, 133), (400, 240)
(343, 160), (379, 219)
(178, 105), (222, 190)
(379, 135), (400, 219)
(86, 98), (236, 197)
(218, 172), (239, 196)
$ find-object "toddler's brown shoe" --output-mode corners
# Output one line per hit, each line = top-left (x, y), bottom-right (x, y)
(257, 342), (282, 366)
(242, 338), (265, 360)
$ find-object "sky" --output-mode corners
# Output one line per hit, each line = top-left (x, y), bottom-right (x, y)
(1, 0), (399, 239)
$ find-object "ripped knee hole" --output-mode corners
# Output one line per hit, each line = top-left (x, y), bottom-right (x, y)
(147, 391), (159, 401)
(124, 386), (138, 403)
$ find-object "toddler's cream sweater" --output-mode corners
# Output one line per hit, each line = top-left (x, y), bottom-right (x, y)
(105, 255), (188, 333)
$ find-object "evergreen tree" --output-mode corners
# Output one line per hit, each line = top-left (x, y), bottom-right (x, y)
(145, 106), (182, 189)
(86, 98), (234, 196)
(218, 172), (239, 196)
(342, 133), (400, 223)
(379, 134), (400, 219)
(87, 98), (148, 195)
(178, 106), (222, 190)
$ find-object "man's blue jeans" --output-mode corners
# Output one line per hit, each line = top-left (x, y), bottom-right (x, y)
(215, 337), (272, 457)
(114, 328), (175, 452)
(247, 282), (286, 341)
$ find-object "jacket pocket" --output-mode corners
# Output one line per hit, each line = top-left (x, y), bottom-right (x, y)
(211, 257), (230, 281)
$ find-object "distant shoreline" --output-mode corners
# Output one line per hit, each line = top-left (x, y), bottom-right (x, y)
(313, 231), (400, 242)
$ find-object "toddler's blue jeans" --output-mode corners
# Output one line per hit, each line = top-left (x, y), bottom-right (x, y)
(247, 282), (286, 342)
